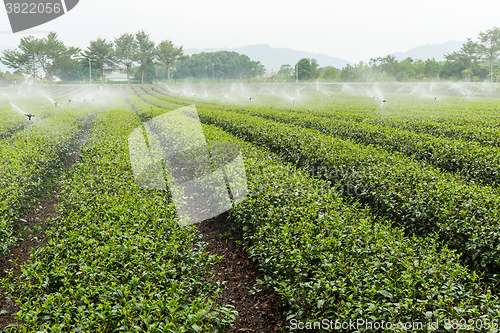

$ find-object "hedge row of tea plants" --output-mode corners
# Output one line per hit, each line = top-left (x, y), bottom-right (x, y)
(196, 107), (500, 276)
(255, 100), (500, 148)
(202, 123), (500, 329)
(122, 88), (500, 328)
(0, 104), (24, 138)
(223, 106), (500, 186)
(0, 89), (95, 139)
(1, 97), (237, 332)
(0, 97), (106, 259)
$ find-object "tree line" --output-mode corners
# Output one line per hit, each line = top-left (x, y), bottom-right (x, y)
(2, 26), (499, 85)
(0, 32), (266, 86)
(0, 31), (185, 85)
(272, 27), (500, 83)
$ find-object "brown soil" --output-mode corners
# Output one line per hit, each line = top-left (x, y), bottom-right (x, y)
(0, 193), (61, 329)
(199, 217), (289, 332)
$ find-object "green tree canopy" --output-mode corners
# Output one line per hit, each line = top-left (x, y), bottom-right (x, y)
(133, 31), (156, 84)
(445, 38), (482, 82)
(173, 51), (265, 80)
(156, 40), (187, 84)
(478, 27), (500, 82)
(114, 33), (137, 84)
(278, 64), (293, 75)
(296, 58), (319, 81)
(1, 35), (41, 85)
(37, 32), (80, 85)
(322, 66), (339, 81)
(82, 38), (115, 83)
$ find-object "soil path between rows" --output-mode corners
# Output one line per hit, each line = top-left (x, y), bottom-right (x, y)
(199, 218), (288, 332)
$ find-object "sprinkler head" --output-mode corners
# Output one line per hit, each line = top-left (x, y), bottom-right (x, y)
(54, 102), (58, 106)
(382, 99), (386, 103)
(25, 113), (34, 120)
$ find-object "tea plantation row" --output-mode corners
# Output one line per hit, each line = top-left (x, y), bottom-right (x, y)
(125, 90), (500, 329)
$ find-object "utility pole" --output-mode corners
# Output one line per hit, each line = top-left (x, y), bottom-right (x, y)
(296, 62), (298, 84)
(88, 58), (96, 85)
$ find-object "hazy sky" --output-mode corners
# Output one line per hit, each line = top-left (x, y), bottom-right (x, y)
(1, 0), (499, 64)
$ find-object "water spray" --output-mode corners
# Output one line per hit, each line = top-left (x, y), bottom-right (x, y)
(24, 113), (34, 140)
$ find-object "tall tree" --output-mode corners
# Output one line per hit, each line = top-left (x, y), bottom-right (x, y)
(0, 35), (40, 85)
(34, 32), (80, 85)
(278, 64), (293, 75)
(445, 38), (481, 82)
(296, 58), (319, 80)
(478, 27), (500, 82)
(322, 66), (339, 81)
(114, 33), (137, 85)
(134, 31), (156, 85)
(83, 38), (115, 83)
(156, 40), (186, 84)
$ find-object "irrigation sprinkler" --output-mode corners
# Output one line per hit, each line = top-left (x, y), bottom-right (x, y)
(54, 102), (58, 118)
(249, 97), (252, 107)
(292, 100), (295, 109)
(24, 114), (34, 140)
(68, 100), (72, 111)
(434, 97), (437, 107)
(381, 100), (386, 120)
(224, 96), (227, 107)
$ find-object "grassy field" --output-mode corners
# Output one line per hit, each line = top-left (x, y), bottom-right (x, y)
(1, 82), (500, 332)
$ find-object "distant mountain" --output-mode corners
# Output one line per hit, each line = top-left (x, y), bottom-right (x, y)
(184, 44), (352, 72)
(390, 40), (464, 62)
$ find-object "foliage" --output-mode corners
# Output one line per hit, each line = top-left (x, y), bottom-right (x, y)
(114, 33), (138, 85)
(0, 36), (40, 85)
(156, 40), (187, 84)
(196, 107), (500, 276)
(133, 31), (156, 85)
(173, 51), (265, 80)
(128, 88), (500, 327)
(133, 64), (156, 84)
(2, 96), (237, 331)
(82, 38), (116, 83)
(296, 58), (319, 80)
